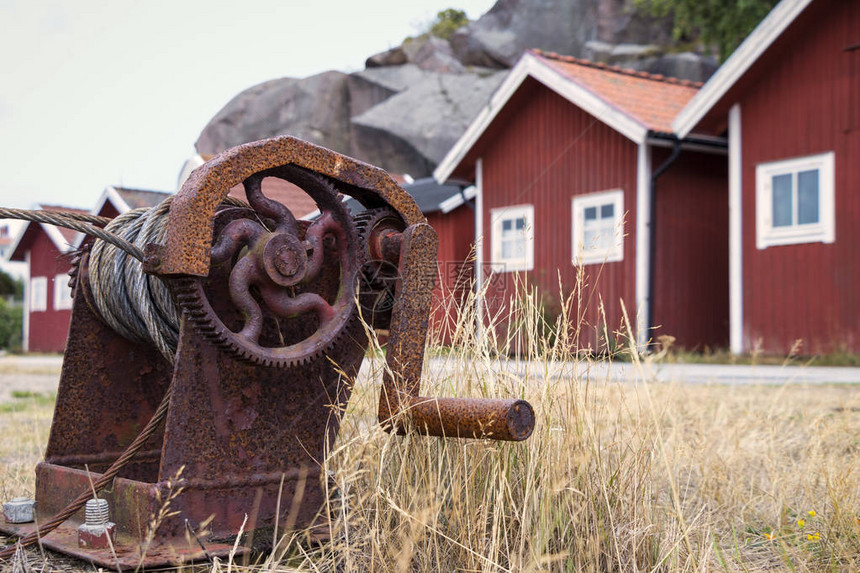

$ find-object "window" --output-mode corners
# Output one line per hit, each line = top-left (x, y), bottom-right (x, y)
(756, 152), (835, 249)
(30, 276), (47, 312)
(54, 274), (73, 310)
(571, 190), (624, 265)
(490, 204), (534, 272)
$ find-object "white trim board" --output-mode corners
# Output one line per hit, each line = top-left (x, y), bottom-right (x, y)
(434, 52), (649, 184)
(673, 0), (814, 138)
(635, 143), (652, 348)
(438, 185), (477, 214)
(728, 104), (743, 355)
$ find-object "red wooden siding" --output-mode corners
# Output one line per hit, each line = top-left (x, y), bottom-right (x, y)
(27, 231), (73, 353)
(739, 0), (860, 354)
(427, 206), (475, 344)
(652, 149), (729, 349)
(479, 79), (639, 351)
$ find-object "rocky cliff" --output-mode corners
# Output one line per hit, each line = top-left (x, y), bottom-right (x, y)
(197, 0), (717, 178)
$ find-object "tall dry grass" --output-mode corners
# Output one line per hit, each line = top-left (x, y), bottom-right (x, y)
(2, 277), (859, 572)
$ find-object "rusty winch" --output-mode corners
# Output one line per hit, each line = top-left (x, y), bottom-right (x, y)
(0, 137), (534, 568)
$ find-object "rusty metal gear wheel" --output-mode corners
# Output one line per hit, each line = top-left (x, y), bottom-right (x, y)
(355, 207), (406, 330)
(174, 165), (361, 368)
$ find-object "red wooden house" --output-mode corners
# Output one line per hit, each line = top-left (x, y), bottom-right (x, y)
(435, 49), (730, 351)
(8, 205), (87, 353)
(673, 0), (860, 355)
(346, 177), (476, 343)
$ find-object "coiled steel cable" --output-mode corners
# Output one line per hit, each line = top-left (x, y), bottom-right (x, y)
(0, 197), (246, 560)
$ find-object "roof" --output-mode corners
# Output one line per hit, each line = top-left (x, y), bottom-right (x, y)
(92, 186), (171, 219)
(673, 0), (814, 137)
(227, 177), (319, 219)
(435, 49), (701, 182)
(342, 177), (473, 217)
(8, 204), (88, 261)
(113, 187), (170, 209)
(535, 51), (701, 133)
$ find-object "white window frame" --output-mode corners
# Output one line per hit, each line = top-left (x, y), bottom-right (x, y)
(53, 274), (73, 310)
(756, 152), (835, 249)
(30, 276), (47, 312)
(571, 189), (625, 265)
(490, 204), (534, 272)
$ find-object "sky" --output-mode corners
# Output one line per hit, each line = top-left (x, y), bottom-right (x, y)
(0, 0), (497, 212)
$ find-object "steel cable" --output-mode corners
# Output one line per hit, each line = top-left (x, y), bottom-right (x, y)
(0, 197), (247, 561)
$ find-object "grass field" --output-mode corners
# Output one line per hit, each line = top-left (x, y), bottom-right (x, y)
(1, 288), (859, 572)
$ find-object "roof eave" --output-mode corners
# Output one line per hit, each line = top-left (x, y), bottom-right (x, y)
(673, 0), (814, 138)
(434, 52), (649, 184)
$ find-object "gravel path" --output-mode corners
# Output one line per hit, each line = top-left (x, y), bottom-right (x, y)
(0, 354), (63, 404)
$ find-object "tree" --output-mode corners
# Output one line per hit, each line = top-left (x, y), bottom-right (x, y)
(429, 8), (469, 40)
(0, 298), (22, 351)
(635, 0), (779, 61)
(0, 269), (22, 299)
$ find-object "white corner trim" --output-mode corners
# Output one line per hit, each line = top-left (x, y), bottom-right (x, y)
(635, 143), (652, 348)
(434, 52), (649, 183)
(22, 251), (30, 352)
(438, 185), (477, 214)
(673, 0), (814, 137)
(728, 104), (743, 355)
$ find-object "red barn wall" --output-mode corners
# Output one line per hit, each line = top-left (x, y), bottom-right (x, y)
(427, 206), (475, 344)
(479, 79), (639, 351)
(27, 231), (73, 353)
(739, 0), (860, 354)
(652, 148), (729, 349)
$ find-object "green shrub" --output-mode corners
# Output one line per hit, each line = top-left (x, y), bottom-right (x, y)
(0, 298), (23, 351)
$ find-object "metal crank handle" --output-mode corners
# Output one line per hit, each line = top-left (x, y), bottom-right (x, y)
(403, 396), (535, 441)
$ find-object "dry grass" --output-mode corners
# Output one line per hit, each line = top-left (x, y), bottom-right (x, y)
(1, 284), (859, 572)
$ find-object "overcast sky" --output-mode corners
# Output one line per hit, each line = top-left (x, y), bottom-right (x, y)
(0, 0), (496, 212)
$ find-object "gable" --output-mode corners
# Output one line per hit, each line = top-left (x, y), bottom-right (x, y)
(674, 0), (818, 137)
(436, 50), (700, 183)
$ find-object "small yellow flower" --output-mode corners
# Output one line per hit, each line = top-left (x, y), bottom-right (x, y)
(764, 532), (775, 541)
(807, 532), (820, 541)
(797, 519), (805, 528)
(808, 510), (816, 517)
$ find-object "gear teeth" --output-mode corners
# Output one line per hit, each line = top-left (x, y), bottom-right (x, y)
(176, 171), (368, 370)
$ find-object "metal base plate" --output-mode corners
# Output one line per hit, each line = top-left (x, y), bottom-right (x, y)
(0, 519), (245, 569)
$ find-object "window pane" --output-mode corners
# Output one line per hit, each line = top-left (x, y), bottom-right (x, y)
(502, 219), (512, 232)
(584, 206), (597, 221)
(583, 229), (599, 250)
(797, 169), (820, 225)
(771, 173), (793, 227)
(600, 203), (614, 219)
(515, 217), (525, 230)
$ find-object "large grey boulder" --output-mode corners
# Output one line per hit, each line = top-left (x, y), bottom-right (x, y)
(450, 0), (598, 68)
(352, 71), (507, 166)
(196, 71), (351, 157)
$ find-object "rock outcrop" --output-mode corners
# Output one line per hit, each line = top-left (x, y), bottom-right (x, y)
(196, 0), (718, 178)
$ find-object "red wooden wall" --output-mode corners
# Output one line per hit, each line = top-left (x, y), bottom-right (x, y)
(427, 205), (475, 343)
(738, 0), (860, 354)
(26, 231), (73, 353)
(652, 148), (729, 349)
(479, 79), (639, 351)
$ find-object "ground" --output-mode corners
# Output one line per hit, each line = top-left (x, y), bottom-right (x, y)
(1, 352), (859, 572)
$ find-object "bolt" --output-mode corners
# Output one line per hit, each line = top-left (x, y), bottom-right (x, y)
(78, 498), (116, 549)
(3, 497), (36, 524)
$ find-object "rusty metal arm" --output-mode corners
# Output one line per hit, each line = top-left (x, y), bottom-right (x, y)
(380, 223), (535, 442)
